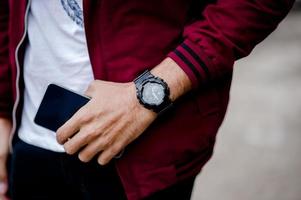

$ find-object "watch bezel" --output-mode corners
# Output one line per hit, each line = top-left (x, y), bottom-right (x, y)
(134, 70), (172, 113)
(139, 79), (170, 108)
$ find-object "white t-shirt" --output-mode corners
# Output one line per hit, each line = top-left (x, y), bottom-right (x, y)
(18, 0), (94, 152)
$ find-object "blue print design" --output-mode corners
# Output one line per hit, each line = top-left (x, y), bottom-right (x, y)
(61, 0), (84, 27)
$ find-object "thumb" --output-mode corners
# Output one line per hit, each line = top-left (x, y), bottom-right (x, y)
(0, 160), (8, 195)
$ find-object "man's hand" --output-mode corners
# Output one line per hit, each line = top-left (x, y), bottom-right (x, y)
(56, 80), (157, 165)
(0, 118), (12, 199)
(57, 58), (191, 165)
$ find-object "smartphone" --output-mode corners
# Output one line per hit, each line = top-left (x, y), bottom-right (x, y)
(34, 84), (91, 132)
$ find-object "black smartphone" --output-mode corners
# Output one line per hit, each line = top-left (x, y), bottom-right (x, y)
(34, 84), (91, 132)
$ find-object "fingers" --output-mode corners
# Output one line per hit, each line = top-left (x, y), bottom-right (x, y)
(77, 124), (118, 162)
(0, 181), (7, 197)
(56, 106), (90, 144)
(78, 136), (108, 163)
(63, 129), (92, 155)
(63, 117), (116, 156)
(97, 141), (125, 165)
(0, 118), (11, 198)
(97, 128), (132, 165)
(0, 159), (7, 195)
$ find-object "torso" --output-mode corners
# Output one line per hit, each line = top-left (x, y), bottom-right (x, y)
(18, 0), (94, 152)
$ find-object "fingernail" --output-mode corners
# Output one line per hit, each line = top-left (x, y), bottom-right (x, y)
(0, 182), (7, 194)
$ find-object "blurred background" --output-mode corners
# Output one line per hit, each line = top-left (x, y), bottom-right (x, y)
(191, 4), (301, 200)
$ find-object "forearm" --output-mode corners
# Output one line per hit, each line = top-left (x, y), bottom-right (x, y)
(151, 57), (192, 101)
(167, 0), (295, 90)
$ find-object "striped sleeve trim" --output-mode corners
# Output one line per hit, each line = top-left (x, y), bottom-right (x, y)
(167, 39), (211, 89)
(173, 49), (202, 83)
(180, 43), (211, 80)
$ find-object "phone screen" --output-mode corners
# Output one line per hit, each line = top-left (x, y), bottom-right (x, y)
(34, 84), (90, 132)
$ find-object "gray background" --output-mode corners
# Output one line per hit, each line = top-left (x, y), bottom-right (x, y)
(191, 7), (301, 200)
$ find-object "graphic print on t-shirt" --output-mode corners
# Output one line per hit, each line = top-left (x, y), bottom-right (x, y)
(61, 0), (83, 27)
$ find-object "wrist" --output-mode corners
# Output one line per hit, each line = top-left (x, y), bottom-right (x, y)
(132, 57), (192, 114)
(151, 58), (192, 101)
(133, 70), (173, 114)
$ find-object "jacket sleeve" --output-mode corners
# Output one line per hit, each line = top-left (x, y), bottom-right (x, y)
(0, 0), (13, 119)
(168, 0), (295, 89)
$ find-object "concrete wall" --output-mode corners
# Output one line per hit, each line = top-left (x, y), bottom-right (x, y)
(192, 10), (301, 200)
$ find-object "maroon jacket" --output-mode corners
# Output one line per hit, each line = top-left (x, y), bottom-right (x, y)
(0, 0), (294, 199)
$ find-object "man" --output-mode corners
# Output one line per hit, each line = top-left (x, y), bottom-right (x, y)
(0, 0), (295, 199)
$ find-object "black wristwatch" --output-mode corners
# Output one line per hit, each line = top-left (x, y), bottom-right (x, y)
(134, 70), (172, 114)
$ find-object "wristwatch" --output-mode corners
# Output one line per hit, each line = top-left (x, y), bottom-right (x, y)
(134, 70), (172, 114)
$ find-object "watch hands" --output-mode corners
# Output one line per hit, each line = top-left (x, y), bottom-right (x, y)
(152, 87), (160, 101)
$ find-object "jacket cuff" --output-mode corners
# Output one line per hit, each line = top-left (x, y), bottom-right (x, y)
(0, 111), (12, 120)
(167, 39), (211, 89)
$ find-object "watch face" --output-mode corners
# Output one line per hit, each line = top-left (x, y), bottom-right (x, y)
(142, 82), (165, 106)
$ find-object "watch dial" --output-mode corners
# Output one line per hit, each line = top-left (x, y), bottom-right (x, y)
(142, 82), (165, 105)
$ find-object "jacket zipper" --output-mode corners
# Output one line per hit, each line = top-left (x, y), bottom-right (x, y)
(9, 0), (32, 153)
